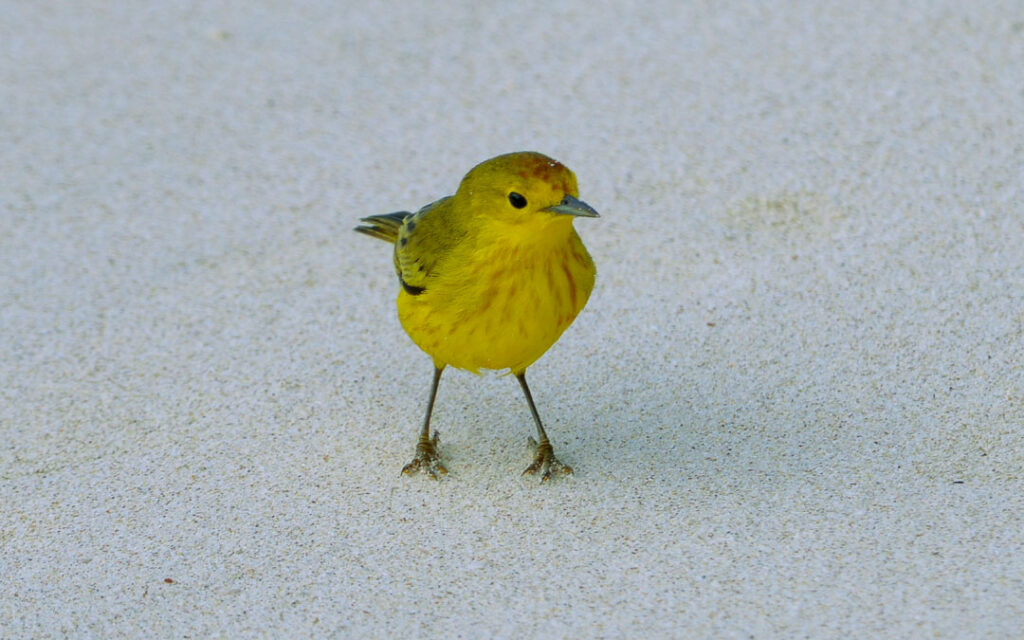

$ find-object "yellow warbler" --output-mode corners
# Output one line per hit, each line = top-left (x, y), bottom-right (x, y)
(356, 151), (598, 481)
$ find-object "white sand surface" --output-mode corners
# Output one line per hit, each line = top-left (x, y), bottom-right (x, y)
(3, 1), (1023, 637)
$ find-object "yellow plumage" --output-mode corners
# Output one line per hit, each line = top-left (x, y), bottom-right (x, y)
(356, 151), (598, 480)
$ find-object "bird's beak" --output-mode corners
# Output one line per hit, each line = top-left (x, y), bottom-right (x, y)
(543, 195), (600, 218)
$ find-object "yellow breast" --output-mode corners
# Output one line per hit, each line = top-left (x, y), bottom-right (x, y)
(397, 228), (595, 374)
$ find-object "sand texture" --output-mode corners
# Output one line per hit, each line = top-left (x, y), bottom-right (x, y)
(3, 1), (1023, 637)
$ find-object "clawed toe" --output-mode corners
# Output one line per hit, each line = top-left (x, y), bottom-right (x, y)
(522, 437), (573, 482)
(402, 432), (447, 479)
(399, 431), (572, 481)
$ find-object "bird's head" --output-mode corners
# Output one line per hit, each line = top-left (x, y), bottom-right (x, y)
(454, 152), (599, 232)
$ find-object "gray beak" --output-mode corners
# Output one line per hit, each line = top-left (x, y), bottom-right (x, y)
(543, 194), (600, 218)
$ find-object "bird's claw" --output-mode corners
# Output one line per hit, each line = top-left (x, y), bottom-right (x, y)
(402, 432), (447, 479)
(522, 437), (573, 482)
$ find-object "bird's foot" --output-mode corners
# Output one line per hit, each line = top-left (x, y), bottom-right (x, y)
(522, 437), (573, 482)
(402, 432), (447, 479)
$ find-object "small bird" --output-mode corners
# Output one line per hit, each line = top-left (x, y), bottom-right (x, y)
(355, 152), (598, 481)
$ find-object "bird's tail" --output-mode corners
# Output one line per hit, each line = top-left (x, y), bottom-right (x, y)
(354, 212), (410, 243)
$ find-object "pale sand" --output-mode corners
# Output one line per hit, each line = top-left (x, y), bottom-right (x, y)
(2, 1), (1022, 637)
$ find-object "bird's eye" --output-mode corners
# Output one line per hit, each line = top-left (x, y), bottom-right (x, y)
(508, 192), (527, 209)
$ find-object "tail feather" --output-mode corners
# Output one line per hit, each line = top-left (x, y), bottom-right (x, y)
(354, 211), (410, 243)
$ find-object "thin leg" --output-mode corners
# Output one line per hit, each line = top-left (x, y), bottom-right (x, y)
(402, 365), (447, 478)
(516, 372), (573, 481)
(418, 365), (444, 442)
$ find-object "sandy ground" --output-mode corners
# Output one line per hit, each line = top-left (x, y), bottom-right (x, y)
(3, 1), (1023, 637)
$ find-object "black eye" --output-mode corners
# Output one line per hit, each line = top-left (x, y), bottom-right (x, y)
(508, 192), (527, 209)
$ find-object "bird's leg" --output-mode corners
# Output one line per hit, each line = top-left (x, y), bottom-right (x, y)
(402, 365), (447, 478)
(516, 372), (573, 482)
